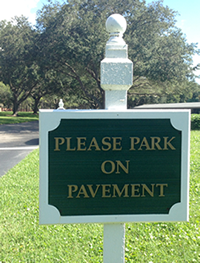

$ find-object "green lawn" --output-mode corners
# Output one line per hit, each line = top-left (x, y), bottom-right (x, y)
(0, 131), (199, 262)
(0, 111), (38, 124)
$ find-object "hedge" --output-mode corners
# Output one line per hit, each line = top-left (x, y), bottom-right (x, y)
(191, 114), (200, 130)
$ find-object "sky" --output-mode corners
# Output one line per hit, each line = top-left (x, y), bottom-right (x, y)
(0, 0), (199, 83)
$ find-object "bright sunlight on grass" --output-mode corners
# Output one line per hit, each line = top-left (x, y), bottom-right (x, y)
(0, 132), (200, 262)
(0, 111), (38, 125)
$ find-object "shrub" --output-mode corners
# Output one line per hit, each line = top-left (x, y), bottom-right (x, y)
(191, 114), (200, 130)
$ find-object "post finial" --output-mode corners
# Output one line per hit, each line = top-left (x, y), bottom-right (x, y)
(100, 14), (133, 110)
(106, 14), (127, 35)
(57, 99), (65, 110)
(106, 14), (127, 45)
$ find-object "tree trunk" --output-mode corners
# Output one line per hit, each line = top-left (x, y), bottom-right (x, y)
(12, 98), (19, 116)
(32, 97), (40, 114)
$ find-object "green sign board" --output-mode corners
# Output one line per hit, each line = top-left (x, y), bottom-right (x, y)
(39, 110), (190, 224)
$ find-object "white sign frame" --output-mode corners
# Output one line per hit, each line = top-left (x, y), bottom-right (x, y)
(39, 109), (190, 225)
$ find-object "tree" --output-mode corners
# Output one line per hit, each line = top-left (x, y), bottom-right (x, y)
(0, 17), (38, 115)
(0, 82), (12, 108)
(35, 0), (199, 108)
(36, 0), (106, 108)
(30, 67), (69, 113)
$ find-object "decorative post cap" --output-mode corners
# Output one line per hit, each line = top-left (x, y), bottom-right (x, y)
(100, 14), (133, 109)
(57, 99), (65, 110)
(106, 14), (127, 36)
(101, 14), (133, 90)
(105, 14), (127, 46)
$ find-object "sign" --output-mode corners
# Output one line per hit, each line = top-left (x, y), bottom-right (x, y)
(39, 110), (190, 224)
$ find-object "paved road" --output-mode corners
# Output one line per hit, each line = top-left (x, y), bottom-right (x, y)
(0, 121), (39, 177)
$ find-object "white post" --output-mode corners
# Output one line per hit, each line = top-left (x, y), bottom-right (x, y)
(103, 223), (125, 263)
(101, 14), (133, 110)
(100, 14), (133, 263)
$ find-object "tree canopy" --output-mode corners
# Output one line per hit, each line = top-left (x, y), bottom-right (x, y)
(0, 81), (12, 108)
(35, 0), (199, 108)
(0, 17), (39, 114)
(0, 0), (199, 112)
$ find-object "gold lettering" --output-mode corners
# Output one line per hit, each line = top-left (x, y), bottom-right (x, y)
(151, 137), (162, 150)
(87, 137), (101, 151)
(116, 160), (130, 174)
(67, 185), (78, 198)
(77, 137), (86, 151)
(101, 160), (115, 174)
(66, 137), (76, 151)
(131, 184), (140, 197)
(76, 185), (89, 198)
(54, 137), (65, 151)
(87, 184), (100, 198)
(112, 184), (129, 197)
(163, 137), (176, 150)
(138, 137), (151, 150)
(156, 184), (168, 197)
(141, 184), (155, 197)
(68, 183), (169, 199)
(102, 184), (111, 197)
(112, 137), (122, 151)
(102, 137), (112, 151)
(129, 137), (140, 150)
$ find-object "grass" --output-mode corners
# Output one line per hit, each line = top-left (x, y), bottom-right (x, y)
(0, 132), (200, 262)
(0, 112), (199, 131)
(0, 111), (38, 125)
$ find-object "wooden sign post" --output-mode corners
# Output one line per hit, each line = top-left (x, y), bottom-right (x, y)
(39, 14), (190, 263)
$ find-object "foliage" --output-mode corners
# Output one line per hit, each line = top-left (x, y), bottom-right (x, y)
(0, 0), (199, 110)
(191, 114), (200, 130)
(36, 0), (106, 108)
(128, 81), (200, 107)
(187, 83), (200, 103)
(29, 61), (68, 113)
(0, 131), (200, 262)
(35, 0), (199, 108)
(0, 17), (38, 115)
(41, 92), (95, 109)
(0, 82), (12, 108)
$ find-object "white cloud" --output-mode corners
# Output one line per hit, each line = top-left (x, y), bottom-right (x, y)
(0, 0), (40, 25)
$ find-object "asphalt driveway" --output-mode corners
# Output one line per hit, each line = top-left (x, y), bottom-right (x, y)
(0, 121), (39, 177)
